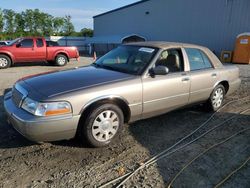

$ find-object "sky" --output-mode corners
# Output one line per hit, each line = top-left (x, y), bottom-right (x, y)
(0, 0), (139, 31)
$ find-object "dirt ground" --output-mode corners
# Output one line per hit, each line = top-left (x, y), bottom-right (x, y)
(0, 59), (249, 188)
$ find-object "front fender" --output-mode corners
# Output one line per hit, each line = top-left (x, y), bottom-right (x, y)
(0, 51), (16, 62)
(79, 95), (129, 115)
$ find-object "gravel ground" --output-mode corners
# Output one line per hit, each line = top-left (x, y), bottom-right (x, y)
(0, 59), (249, 188)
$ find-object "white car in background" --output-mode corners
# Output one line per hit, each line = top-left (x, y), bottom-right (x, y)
(0, 41), (10, 46)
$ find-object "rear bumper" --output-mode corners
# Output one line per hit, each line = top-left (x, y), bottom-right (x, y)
(4, 92), (80, 142)
(227, 78), (241, 95)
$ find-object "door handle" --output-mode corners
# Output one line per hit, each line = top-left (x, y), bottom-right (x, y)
(182, 77), (190, 82)
(211, 73), (217, 77)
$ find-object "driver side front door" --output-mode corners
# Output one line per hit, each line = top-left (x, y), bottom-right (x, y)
(15, 38), (36, 62)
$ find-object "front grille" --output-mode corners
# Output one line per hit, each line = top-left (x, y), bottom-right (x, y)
(12, 87), (24, 107)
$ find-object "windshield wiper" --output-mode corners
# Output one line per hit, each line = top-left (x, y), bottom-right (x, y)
(92, 62), (102, 68)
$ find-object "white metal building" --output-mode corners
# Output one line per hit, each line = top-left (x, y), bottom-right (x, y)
(93, 0), (250, 55)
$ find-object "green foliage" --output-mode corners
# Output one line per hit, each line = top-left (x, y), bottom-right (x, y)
(0, 9), (4, 32)
(3, 9), (15, 34)
(0, 9), (93, 40)
(80, 28), (94, 37)
(63, 15), (75, 36)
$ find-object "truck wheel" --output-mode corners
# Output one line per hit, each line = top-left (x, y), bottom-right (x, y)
(55, 54), (68, 66)
(0, 55), (11, 69)
(80, 104), (124, 147)
(206, 84), (225, 111)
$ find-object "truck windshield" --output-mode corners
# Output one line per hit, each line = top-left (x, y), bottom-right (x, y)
(93, 45), (158, 75)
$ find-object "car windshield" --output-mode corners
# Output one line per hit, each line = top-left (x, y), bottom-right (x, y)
(93, 45), (158, 75)
(7, 38), (21, 46)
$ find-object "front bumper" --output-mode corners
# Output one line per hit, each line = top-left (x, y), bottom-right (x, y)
(4, 92), (80, 142)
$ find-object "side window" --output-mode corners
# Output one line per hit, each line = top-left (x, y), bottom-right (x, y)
(200, 50), (213, 68)
(155, 48), (184, 73)
(185, 48), (205, 71)
(20, 39), (34, 48)
(36, 39), (44, 47)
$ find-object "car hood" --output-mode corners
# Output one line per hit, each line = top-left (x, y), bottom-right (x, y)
(22, 66), (135, 98)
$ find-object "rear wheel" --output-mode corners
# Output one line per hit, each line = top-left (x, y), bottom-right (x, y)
(206, 84), (225, 111)
(79, 103), (124, 147)
(55, 54), (68, 66)
(0, 55), (11, 69)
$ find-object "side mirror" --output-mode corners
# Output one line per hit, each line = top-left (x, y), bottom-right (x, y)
(151, 66), (169, 76)
(16, 43), (21, 48)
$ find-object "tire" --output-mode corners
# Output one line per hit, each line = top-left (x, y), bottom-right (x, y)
(205, 84), (225, 111)
(0, 55), (11, 69)
(80, 103), (124, 147)
(55, 54), (68, 66)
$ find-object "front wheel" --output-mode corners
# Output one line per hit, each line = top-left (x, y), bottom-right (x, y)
(0, 55), (11, 69)
(80, 104), (124, 147)
(206, 84), (225, 111)
(55, 54), (68, 66)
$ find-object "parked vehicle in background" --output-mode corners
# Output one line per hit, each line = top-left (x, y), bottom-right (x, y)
(0, 41), (10, 46)
(46, 40), (60, 47)
(0, 37), (79, 69)
(4, 42), (240, 147)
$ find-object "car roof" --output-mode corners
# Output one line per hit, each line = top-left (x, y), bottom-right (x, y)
(126, 41), (205, 49)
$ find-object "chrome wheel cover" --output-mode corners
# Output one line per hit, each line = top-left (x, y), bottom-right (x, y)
(57, 57), (66, 65)
(92, 110), (119, 142)
(212, 88), (224, 108)
(0, 58), (8, 67)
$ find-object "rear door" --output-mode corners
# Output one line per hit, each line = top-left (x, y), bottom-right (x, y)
(14, 38), (37, 62)
(34, 38), (47, 61)
(184, 48), (218, 103)
(142, 48), (190, 118)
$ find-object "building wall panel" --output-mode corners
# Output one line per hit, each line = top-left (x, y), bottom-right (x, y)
(94, 0), (250, 54)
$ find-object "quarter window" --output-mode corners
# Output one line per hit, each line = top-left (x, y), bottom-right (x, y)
(185, 48), (213, 71)
(20, 39), (34, 48)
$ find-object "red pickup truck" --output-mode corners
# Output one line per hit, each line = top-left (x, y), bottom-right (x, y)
(0, 37), (79, 69)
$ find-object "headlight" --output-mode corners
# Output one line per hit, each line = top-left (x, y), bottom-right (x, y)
(21, 97), (72, 116)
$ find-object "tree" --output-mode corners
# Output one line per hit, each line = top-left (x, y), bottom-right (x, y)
(40, 13), (53, 36)
(53, 17), (65, 34)
(80, 28), (93, 37)
(0, 9), (4, 32)
(3, 9), (15, 34)
(0, 9), (79, 40)
(23, 9), (35, 33)
(14, 12), (25, 34)
(63, 15), (75, 36)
